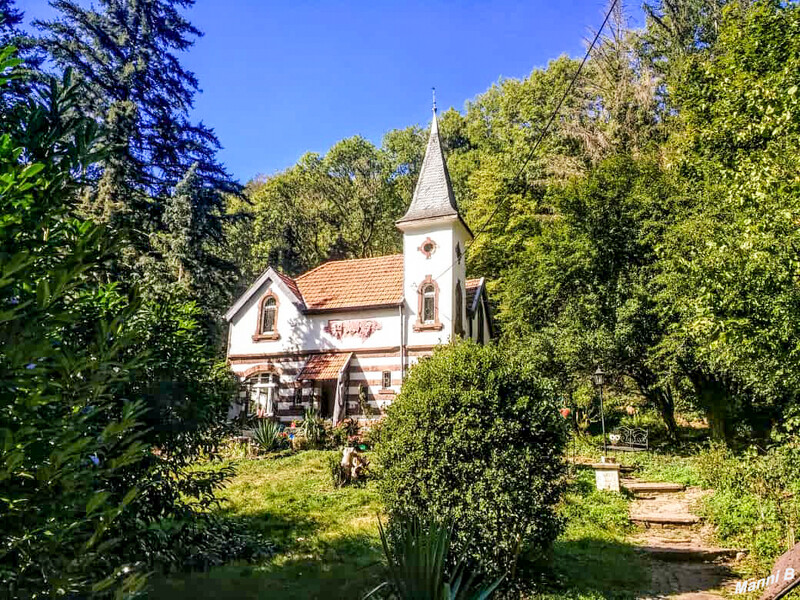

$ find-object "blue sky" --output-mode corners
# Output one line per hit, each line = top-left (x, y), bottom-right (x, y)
(21, 1), (643, 184)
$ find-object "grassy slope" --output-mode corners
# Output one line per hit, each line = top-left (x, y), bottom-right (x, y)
(150, 451), (383, 600)
(151, 452), (652, 599)
(539, 469), (651, 600)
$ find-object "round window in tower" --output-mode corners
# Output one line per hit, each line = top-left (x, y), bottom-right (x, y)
(418, 237), (437, 259)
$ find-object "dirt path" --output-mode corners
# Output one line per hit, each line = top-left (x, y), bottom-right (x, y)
(625, 481), (743, 599)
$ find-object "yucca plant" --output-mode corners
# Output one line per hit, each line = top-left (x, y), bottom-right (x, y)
(252, 419), (286, 453)
(300, 408), (325, 448)
(365, 516), (503, 600)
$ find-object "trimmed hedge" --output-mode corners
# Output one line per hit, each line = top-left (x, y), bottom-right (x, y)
(378, 341), (567, 579)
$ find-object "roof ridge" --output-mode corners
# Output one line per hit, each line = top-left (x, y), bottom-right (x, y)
(274, 268), (296, 283)
(295, 253), (403, 281)
(274, 269), (304, 303)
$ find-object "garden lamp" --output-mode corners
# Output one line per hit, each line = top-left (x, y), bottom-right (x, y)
(591, 367), (608, 457)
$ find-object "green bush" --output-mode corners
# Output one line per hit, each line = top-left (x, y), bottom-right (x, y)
(378, 341), (568, 579)
(328, 417), (359, 449)
(0, 51), (253, 596)
(695, 440), (800, 568)
(328, 452), (348, 488)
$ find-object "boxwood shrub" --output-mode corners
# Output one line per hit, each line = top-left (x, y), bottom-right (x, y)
(377, 340), (567, 579)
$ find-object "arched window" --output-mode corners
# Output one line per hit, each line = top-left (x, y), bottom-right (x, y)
(253, 292), (280, 341)
(454, 282), (463, 337)
(414, 275), (443, 332)
(261, 297), (277, 333)
(422, 285), (436, 323)
(244, 372), (278, 417)
(477, 304), (485, 345)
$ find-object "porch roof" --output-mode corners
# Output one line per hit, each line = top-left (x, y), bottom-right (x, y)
(297, 352), (353, 381)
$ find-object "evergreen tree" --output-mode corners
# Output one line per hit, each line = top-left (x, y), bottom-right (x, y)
(35, 0), (240, 313)
(162, 164), (199, 287)
(0, 0), (22, 43)
(0, 0), (38, 118)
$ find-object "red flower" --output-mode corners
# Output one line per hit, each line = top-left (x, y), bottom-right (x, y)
(560, 407), (571, 419)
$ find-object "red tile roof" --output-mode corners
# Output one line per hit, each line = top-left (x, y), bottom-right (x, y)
(298, 353), (353, 381)
(275, 269), (303, 302)
(293, 255), (404, 312)
(466, 278), (482, 313)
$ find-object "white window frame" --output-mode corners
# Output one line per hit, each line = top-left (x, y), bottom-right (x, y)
(248, 372), (278, 416)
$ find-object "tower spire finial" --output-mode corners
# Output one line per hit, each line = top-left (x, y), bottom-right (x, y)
(432, 87), (436, 114)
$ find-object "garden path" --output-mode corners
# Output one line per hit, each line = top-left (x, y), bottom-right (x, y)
(625, 480), (745, 600)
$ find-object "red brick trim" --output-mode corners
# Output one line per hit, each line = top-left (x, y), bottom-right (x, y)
(351, 365), (402, 373)
(253, 292), (281, 342)
(352, 377), (403, 386)
(414, 275), (443, 332)
(238, 363), (285, 379)
(418, 237), (437, 259)
(228, 345), (437, 363)
(406, 345), (437, 355)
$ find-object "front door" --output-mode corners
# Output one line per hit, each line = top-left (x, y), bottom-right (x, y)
(320, 381), (337, 420)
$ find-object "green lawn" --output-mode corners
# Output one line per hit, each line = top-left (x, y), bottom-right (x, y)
(538, 469), (650, 600)
(149, 451), (384, 599)
(149, 453), (649, 600)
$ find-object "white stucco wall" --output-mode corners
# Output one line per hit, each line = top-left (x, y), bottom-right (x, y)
(227, 213), (488, 366)
(228, 276), (403, 357)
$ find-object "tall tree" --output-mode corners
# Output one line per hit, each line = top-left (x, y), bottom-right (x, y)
(35, 0), (239, 314)
(0, 48), (256, 595)
(500, 155), (682, 438)
(227, 136), (407, 281)
(0, 0), (22, 43)
(653, 0), (800, 442)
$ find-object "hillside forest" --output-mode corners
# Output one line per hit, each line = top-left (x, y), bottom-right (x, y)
(2, 0), (800, 596)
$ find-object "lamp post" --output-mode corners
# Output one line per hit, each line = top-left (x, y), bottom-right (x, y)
(591, 367), (607, 457)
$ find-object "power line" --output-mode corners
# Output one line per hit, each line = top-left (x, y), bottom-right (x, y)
(430, 0), (619, 285)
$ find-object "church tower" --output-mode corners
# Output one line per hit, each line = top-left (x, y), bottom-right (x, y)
(397, 102), (473, 346)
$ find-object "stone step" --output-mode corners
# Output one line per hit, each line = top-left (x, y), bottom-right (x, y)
(631, 513), (701, 526)
(635, 545), (746, 563)
(624, 482), (686, 494)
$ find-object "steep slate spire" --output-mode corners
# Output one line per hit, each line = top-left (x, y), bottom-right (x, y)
(396, 103), (461, 225)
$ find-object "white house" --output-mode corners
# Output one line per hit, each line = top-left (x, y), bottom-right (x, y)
(224, 106), (493, 423)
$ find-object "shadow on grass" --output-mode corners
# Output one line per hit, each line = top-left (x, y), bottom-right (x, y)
(214, 507), (320, 554)
(537, 536), (651, 600)
(148, 518), (383, 600)
(543, 537), (738, 600)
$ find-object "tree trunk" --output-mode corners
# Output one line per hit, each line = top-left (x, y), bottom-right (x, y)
(652, 385), (679, 442)
(696, 378), (731, 444)
(630, 367), (679, 442)
(705, 390), (729, 443)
